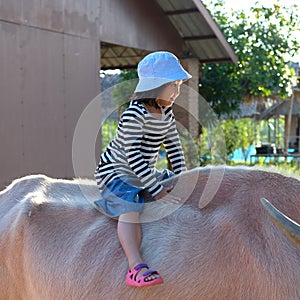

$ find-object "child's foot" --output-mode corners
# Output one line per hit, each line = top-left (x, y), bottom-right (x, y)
(126, 263), (163, 287)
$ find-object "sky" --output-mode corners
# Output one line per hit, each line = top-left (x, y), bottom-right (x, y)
(222, 0), (300, 62)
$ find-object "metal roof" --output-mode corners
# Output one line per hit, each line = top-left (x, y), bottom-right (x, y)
(101, 0), (237, 70)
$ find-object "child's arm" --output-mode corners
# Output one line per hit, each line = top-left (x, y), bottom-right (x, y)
(163, 119), (187, 173)
(153, 185), (181, 203)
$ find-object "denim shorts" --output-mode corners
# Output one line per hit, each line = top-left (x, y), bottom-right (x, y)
(94, 169), (174, 218)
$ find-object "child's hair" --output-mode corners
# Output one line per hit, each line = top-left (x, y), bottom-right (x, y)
(131, 83), (167, 109)
(138, 98), (160, 109)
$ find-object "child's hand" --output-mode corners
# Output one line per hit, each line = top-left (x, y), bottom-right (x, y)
(154, 186), (181, 204)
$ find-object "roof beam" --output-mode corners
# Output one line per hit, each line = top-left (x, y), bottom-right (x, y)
(183, 34), (216, 41)
(199, 57), (233, 64)
(101, 65), (137, 70)
(192, 0), (238, 64)
(164, 8), (199, 15)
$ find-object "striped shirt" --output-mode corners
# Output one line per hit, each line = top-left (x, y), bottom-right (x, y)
(95, 100), (186, 196)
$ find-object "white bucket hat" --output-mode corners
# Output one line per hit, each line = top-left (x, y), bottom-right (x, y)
(134, 51), (192, 93)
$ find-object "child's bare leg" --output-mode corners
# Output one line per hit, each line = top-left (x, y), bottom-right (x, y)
(118, 212), (142, 267)
(118, 212), (159, 281)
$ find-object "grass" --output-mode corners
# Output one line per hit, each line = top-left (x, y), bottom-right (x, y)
(156, 157), (300, 179)
(227, 159), (300, 178)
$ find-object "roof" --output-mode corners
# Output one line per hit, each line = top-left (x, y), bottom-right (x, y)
(257, 97), (300, 120)
(101, 0), (237, 70)
(255, 88), (300, 120)
(256, 100), (286, 120)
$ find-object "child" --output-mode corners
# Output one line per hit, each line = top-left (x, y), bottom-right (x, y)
(94, 51), (191, 287)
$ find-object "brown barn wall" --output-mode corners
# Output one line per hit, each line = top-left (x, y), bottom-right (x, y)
(0, 22), (24, 186)
(0, 0), (101, 189)
(0, 0), (100, 38)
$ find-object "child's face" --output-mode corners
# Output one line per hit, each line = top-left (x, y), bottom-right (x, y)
(157, 80), (183, 107)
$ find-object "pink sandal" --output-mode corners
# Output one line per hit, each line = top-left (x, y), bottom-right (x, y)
(126, 263), (164, 287)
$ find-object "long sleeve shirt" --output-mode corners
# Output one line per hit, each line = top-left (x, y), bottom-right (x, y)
(95, 100), (186, 197)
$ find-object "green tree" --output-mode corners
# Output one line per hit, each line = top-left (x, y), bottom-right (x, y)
(199, 118), (256, 163)
(200, 0), (300, 116)
(221, 118), (256, 161)
(101, 119), (118, 150)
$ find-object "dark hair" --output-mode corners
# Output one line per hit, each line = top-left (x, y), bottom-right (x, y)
(138, 98), (160, 109)
(131, 83), (167, 109)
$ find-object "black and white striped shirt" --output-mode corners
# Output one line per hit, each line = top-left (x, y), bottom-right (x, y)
(95, 100), (186, 196)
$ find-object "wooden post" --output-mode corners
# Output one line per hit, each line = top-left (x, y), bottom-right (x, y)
(285, 92), (294, 153)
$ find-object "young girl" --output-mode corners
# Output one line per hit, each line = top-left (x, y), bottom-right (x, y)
(94, 51), (191, 287)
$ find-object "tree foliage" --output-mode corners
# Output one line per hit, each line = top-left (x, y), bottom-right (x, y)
(200, 0), (300, 117)
(221, 118), (256, 158)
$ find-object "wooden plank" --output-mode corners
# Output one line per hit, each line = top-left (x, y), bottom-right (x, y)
(21, 27), (66, 178)
(0, 22), (23, 188)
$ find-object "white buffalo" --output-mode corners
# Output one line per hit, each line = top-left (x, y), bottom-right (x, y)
(0, 166), (299, 299)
